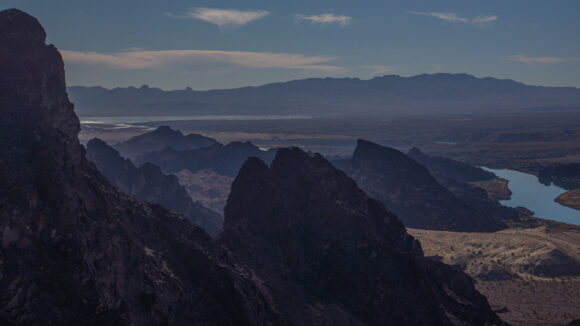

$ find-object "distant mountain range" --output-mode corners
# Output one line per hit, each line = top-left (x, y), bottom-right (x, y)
(69, 74), (580, 118)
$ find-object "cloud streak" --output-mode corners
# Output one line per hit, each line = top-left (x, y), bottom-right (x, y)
(509, 54), (570, 65)
(60, 49), (344, 73)
(295, 13), (351, 26)
(406, 11), (497, 25)
(167, 8), (269, 29)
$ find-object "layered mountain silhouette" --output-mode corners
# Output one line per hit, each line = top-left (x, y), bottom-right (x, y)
(334, 140), (507, 231)
(0, 8), (505, 325)
(221, 147), (505, 325)
(138, 141), (277, 176)
(69, 73), (580, 118)
(114, 125), (217, 160)
(86, 138), (222, 236)
(407, 148), (522, 224)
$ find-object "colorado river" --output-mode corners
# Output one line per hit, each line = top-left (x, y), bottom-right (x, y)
(482, 167), (580, 225)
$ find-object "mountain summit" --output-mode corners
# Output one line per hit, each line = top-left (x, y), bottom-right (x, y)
(221, 147), (505, 325)
(0, 9), (275, 324)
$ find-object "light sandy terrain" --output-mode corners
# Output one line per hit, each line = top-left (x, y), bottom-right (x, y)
(409, 227), (580, 326)
(556, 189), (580, 211)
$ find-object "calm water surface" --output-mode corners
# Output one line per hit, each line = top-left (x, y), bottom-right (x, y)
(483, 167), (580, 225)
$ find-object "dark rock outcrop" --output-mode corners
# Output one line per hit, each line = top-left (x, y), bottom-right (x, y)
(114, 125), (217, 160)
(0, 8), (507, 325)
(139, 141), (277, 177)
(538, 162), (580, 190)
(0, 9), (277, 325)
(220, 147), (505, 325)
(86, 138), (223, 236)
(334, 139), (507, 232)
(407, 148), (522, 222)
(407, 147), (495, 183)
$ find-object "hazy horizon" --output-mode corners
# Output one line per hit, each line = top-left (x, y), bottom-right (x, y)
(2, 0), (579, 90)
(68, 72), (580, 92)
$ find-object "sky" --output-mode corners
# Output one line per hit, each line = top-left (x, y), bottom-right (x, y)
(2, 0), (579, 90)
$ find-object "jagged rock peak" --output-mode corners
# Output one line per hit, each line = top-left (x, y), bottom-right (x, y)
(0, 9), (45, 44)
(353, 139), (411, 162)
(222, 147), (505, 325)
(0, 8), (80, 156)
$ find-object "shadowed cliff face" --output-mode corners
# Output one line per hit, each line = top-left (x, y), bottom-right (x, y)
(86, 138), (223, 236)
(0, 8), (507, 326)
(334, 139), (507, 232)
(407, 147), (522, 223)
(221, 147), (506, 326)
(0, 9), (277, 325)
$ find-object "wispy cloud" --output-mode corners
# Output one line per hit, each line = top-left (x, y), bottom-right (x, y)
(166, 8), (269, 29)
(362, 65), (394, 75)
(60, 49), (344, 73)
(509, 54), (570, 65)
(406, 11), (497, 25)
(471, 15), (498, 24)
(295, 13), (351, 26)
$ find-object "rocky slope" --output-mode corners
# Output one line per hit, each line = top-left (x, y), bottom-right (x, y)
(0, 9), (277, 325)
(114, 125), (217, 160)
(174, 169), (233, 214)
(407, 148), (522, 222)
(220, 147), (505, 325)
(138, 141), (277, 176)
(86, 138), (223, 236)
(407, 147), (496, 183)
(0, 8), (507, 325)
(334, 139), (507, 232)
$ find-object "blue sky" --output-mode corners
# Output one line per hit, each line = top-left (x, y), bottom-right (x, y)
(2, 0), (579, 90)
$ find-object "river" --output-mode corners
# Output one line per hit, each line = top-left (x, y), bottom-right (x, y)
(482, 167), (580, 225)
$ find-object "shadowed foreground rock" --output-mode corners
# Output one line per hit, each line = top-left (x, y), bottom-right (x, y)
(0, 9), (276, 325)
(0, 8), (506, 326)
(220, 147), (506, 325)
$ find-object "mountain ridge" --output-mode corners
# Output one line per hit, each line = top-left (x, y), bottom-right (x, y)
(69, 73), (580, 118)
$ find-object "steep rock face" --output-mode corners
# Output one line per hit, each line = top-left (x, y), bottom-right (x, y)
(221, 148), (505, 325)
(407, 147), (495, 183)
(334, 140), (506, 232)
(86, 138), (223, 236)
(407, 148), (521, 222)
(139, 141), (277, 176)
(114, 126), (217, 160)
(0, 9), (277, 325)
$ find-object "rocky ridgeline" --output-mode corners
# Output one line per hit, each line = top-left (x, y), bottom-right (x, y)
(86, 138), (223, 236)
(0, 9), (505, 325)
(334, 140), (508, 232)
